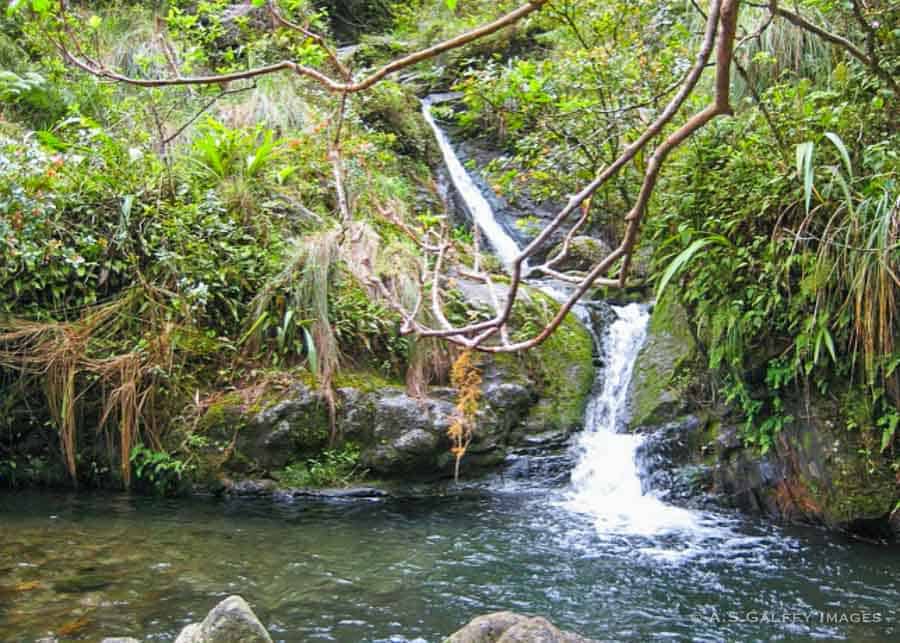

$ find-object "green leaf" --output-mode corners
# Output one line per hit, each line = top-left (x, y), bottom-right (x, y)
(824, 132), (853, 180)
(303, 326), (318, 377)
(656, 235), (731, 301)
(796, 141), (815, 214)
(238, 311), (268, 346)
(446, 0), (458, 10)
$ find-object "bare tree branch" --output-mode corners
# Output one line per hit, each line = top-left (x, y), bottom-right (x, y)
(54, 0), (549, 94)
(770, 0), (899, 95)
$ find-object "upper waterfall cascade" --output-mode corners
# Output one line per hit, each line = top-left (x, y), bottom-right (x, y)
(421, 96), (525, 271)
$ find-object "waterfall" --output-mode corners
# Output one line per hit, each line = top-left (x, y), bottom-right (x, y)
(564, 304), (699, 535)
(421, 96), (524, 271)
(422, 95), (699, 537)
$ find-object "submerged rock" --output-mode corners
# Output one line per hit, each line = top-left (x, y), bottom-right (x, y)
(174, 595), (272, 643)
(53, 573), (113, 594)
(445, 611), (596, 643)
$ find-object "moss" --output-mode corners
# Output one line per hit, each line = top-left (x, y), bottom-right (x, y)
(334, 369), (402, 393)
(357, 80), (437, 160)
(528, 310), (594, 430)
(495, 289), (594, 433)
(195, 392), (246, 436)
(819, 426), (896, 524)
(628, 293), (698, 429)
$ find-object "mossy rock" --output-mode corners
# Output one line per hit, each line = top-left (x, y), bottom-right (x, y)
(627, 293), (697, 429)
(357, 80), (438, 160)
(494, 289), (595, 439)
(710, 390), (898, 531)
(781, 393), (898, 525)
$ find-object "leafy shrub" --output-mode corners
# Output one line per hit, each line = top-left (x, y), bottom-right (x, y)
(130, 444), (191, 496)
(272, 443), (363, 488)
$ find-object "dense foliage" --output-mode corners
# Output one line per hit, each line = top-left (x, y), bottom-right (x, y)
(1, 0), (897, 495)
(445, 0), (898, 470)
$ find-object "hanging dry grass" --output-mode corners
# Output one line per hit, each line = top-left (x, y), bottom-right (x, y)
(0, 292), (186, 487)
(245, 228), (343, 439)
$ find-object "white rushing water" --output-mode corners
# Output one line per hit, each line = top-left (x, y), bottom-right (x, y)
(421, 96), (524, 270)
(564, 304), (700, 536)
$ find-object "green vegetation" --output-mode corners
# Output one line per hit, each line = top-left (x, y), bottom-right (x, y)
(272, 443), (363, 488)
(0, 0), (897, 517)
(130, 443), (191, 496)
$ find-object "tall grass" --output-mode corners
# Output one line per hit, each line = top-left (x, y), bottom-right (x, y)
(734, 4), (835, 98)
(797, 135), (899, 399)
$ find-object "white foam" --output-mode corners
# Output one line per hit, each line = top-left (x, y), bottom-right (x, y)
(421, 97), (524, 271)
(564, 304), (700, 536)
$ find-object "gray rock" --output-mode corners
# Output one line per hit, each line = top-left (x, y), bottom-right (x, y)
(547, 236), (613, 272)
(337, 387), (375, 443)
(445, 612), (596, 643)
(101, 639), (141, 643)
(241, 387), (330, 470)
(361, 391), (454, 475)
(174, 624), (203, 643)
(174, 595), (272, 643)
(446, 612), (527, 643)
(225, 479), (277, 497)
(635, 415), (715, 505)
(627, 295), (697, 429)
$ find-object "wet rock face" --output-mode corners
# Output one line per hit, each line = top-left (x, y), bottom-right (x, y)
(445, 611), (597, 643)
(635, 415), (715, 508)
(174, 595), (272, 643)
(629, 293), (898, 538)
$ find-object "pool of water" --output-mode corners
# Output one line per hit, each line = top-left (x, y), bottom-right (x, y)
(1, 487), (897, 642)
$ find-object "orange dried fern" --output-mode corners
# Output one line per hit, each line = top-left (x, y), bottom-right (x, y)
(448, 350), (482, 482)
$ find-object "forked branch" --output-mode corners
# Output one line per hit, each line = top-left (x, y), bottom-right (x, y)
(50, 0), (744, 354)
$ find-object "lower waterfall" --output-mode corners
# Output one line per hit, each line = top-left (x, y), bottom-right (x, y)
(564, 303), (699, 535)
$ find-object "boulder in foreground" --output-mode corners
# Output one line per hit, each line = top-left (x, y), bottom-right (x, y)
(174, 595), (272, 643)
(445, 611), (597, 643)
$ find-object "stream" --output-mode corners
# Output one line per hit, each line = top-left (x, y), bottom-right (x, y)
(0, 102), (898, 643)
